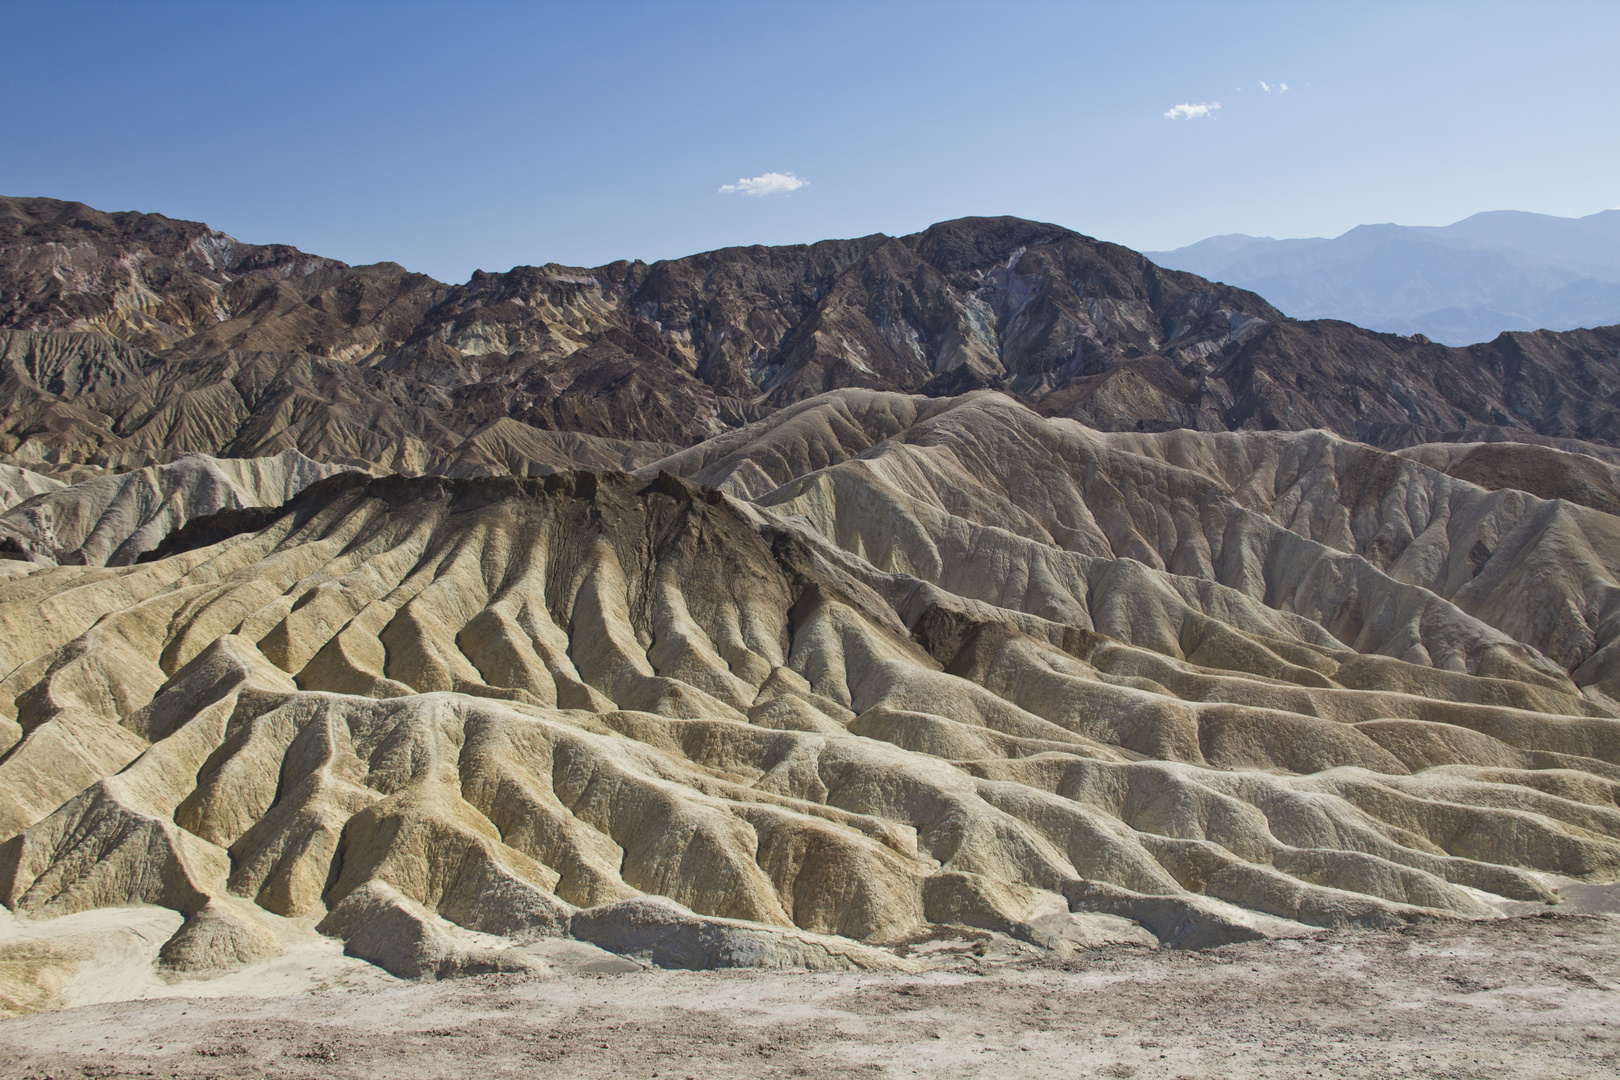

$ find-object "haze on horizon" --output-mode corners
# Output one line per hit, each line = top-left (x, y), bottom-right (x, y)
(2, 0), (1616, 283)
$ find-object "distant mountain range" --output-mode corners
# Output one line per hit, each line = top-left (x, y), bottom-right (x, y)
(6, 196), (1620, 480)
(1147, 210), (1620, 345)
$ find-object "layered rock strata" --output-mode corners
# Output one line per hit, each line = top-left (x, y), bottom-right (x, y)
(1, 392), (1617, 999)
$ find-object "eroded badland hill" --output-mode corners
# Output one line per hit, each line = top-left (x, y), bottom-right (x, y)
(0, 197), (1617, 1077)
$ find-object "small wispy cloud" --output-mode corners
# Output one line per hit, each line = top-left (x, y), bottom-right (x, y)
(1261, 81), (1289, 93)
(718, 172), (808, 197)
(1164, 102), (1220, 120)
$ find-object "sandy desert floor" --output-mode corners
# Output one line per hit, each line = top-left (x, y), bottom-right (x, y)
(1, 912), (1617, 1080)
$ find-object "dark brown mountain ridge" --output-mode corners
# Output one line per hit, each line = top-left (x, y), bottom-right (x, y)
(3, 194), (1620, 475)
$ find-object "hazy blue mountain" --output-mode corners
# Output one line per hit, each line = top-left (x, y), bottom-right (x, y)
(1146, 210), (1620, 345)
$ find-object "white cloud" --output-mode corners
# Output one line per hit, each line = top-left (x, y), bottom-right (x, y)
(1163, 102), (1220, 120)
(718, 172), (808, 197)
(1260, 81), (1289, 93)
(1280, 82), (1289, 92)
(1260, 81), (1271, 92)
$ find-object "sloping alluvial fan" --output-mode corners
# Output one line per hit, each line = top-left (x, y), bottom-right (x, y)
(3, 390), (1620, 989)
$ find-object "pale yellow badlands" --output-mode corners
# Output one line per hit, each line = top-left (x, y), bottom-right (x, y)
(2, 390), (1618, 1012)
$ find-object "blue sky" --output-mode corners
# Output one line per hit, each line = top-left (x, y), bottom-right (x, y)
(3, 1), (1617, 282)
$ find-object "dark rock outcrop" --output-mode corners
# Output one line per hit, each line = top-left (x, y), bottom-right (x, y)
(3, 196), (1620, 471)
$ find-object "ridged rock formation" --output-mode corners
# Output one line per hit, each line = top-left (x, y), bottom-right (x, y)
(0, 466), (62, 513)
(3, 194), (1620, 1012)
(0, 449), (353, 566)
(2, 391), (1618, 1006)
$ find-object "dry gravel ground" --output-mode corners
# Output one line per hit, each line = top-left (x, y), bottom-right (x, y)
(1, 913), (1618, 1079)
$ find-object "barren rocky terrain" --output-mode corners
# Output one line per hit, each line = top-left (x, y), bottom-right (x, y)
(1, 913), (1617, 1079)
(1, 198), (1618, 1070)
(5, 391), (1620, 995)
(5, 195), (1620, 474)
